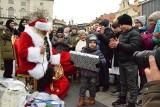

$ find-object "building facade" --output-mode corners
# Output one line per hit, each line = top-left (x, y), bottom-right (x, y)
(140, 0), (160, 19)
(114, 0), (140, 22)
(53, 18), (67, 28)
(0, 0), (54, 23)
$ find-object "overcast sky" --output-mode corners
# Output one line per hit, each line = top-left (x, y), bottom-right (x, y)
(53, 0), (143, 24)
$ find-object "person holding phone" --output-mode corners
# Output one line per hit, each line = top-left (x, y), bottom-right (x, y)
(141, 55), (160, 107)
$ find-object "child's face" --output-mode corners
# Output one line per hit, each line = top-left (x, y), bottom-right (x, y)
(80, 34), (86, 41)
(112, 27), (121, 34)
(89, 41), (97, 48)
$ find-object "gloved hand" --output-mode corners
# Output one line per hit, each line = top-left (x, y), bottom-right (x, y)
(95, 61), (102, 68)
(70, 60), (74, 65)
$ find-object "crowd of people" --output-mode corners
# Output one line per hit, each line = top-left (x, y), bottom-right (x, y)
(0, 10), (160, 107)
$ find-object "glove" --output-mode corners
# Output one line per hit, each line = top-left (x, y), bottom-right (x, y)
(95, 61), (102, 68)
(70, 60), (74, 65)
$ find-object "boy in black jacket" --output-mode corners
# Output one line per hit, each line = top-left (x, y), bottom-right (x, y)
(109, 14), (142, 107)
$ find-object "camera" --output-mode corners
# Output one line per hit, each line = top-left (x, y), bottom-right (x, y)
(133, 49), (160, 70)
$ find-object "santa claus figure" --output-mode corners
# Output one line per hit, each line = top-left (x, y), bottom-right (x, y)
(17, 19), (69, 99)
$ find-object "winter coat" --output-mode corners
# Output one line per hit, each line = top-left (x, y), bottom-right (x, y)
(51, 35), (69, 53)
(111, 32), (121, 67)
(80, 47), (106, 78)
(97, 27), (113, 67)
(117, 28), (142, 63)
(67, 33), (79, 50)
(1, 27), (16, 60)
(17, 27), (60, 79)
(141, 25), (155, 50)
(0, 25), (6, 48)
(75, 40), (86, 52)
(141, 80), (160, 107)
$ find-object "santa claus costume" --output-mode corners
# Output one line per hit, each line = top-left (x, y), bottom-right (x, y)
(16, 19), (69, 99)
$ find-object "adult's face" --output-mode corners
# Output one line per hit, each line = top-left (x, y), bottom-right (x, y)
(93, 23), (99, 30)
(22, 20), (27, 26)
(57, 32), (63, 37)
(148, 19), (156, 27)
(10, 21), (14, 29)
(80, 33), (87, 41)
(99, 25), (105, 34)
(72, 29), (77, 34)
(39, 30), (47, 36)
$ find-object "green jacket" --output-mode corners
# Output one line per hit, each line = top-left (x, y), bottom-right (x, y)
(141, 80), (160, 107)
(1, 28), (14, 60)
(67, 33), (80, 47)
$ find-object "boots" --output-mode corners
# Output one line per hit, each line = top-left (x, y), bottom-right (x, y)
(85, 96), (95, 106)
(112, 96), (126, 106)
(127, 103), (135, 107)
(77, 97), (85, 107)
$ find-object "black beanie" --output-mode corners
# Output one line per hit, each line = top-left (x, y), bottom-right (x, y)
(56, 27), (64, 33)
(99, 19), (109, 27)
(118, 14), (132, 26)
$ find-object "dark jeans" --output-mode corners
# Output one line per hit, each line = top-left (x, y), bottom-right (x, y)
(115, 74), (121, 91)
(98, 66), (109, 88)
(79, 77), (97, 97)
(38, 66), (54, 91)
(119, 62), (138, 103)
(3, 59), (13, 78)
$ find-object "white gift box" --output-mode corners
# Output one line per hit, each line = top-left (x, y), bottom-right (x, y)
(0, 78), (29, 107)
(70, 51), (100, 72)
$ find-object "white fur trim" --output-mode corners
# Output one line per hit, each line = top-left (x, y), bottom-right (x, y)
(35, 21), (52, 31)
(50, 54), (60, 65)
(28, 61), (48, 79)
(27, 47), (42, 63)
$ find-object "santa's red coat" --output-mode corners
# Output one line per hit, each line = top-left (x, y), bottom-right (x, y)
(16, 26), (69, 99)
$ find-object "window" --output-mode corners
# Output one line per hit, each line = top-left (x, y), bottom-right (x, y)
(21, 2), (26, 6)
(40, 2), (43, 6)
(8, 7), (14, 18)
(8, 0), (14, 4)
(123, 2), (125, 8)
(20, 8), (26, 18)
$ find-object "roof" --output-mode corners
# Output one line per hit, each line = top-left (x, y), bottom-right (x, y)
(139, 0), (154, 5)
(92, 13), (116, 24)
(129, 4), (139, 12)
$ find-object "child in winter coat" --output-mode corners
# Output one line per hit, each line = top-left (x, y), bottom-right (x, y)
(77, 34), (106, 107)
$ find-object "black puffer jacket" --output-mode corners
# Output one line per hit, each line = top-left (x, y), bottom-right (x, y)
(117, 28), (142, 63)
(97, 27), (113, 67)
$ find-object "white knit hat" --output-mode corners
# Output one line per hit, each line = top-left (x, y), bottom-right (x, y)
(148, 11), (160, 23)
(135, 15), (146, 26)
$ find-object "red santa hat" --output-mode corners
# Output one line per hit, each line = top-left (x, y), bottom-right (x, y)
(29, 19), (52, 31)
